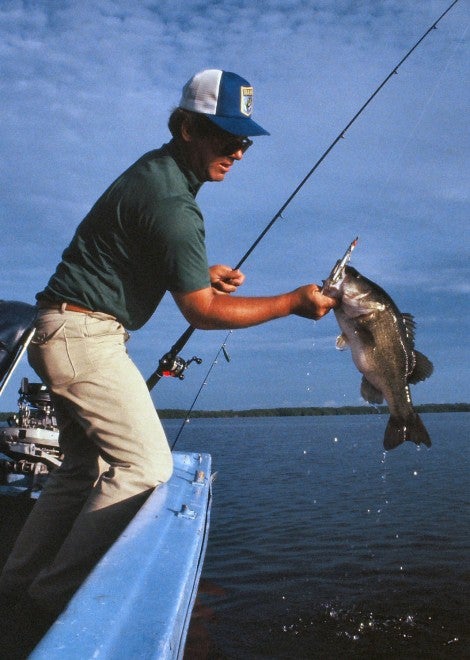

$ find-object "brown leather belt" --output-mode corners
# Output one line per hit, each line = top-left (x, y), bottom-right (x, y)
(37, 300), (94, 314)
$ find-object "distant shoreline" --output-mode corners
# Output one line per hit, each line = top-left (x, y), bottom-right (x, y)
(1, 403), (468, 423)
(157, 403), (470, 420)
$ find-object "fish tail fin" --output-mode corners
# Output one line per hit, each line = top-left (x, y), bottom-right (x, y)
(384, 413), (432, 451)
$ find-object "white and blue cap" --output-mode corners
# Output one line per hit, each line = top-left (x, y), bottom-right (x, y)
(179, 69), (270, 137)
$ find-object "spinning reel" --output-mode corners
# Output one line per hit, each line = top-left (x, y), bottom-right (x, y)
(159, 352), (202, 380)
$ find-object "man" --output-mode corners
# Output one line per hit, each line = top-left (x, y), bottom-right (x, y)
(0, 70), (336, 622)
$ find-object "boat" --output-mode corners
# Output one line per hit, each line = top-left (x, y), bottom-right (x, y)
(0, 375), (212, 658)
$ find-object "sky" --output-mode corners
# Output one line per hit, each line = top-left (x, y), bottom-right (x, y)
(1, 0), (468, 415)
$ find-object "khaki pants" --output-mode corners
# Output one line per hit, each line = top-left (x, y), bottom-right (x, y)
(0, 309), (173, 615)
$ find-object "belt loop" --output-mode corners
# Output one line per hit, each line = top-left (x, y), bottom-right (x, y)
(60, 302), (67, 314)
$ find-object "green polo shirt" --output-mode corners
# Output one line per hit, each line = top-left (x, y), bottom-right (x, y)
(38, 141), (211, 330)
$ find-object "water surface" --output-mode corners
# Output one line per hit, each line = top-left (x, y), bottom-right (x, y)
(164, 413), (469, 658)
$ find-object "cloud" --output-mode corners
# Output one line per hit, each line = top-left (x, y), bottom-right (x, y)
(0, 0), (467, 412)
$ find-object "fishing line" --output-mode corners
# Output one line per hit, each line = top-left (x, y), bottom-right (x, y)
(379, 20), (468, 196)
(170, 333), (232, 450)
(146, 0), (461, 444)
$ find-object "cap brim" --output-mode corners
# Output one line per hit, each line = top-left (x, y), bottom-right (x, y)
(205, 114), (270, 136)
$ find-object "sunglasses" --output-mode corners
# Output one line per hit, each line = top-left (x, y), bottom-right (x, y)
(210, 134), (253, 156)
(191, 114), (254, 156)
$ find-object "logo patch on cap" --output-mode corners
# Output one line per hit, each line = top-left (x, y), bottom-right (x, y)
(240, 86), (253, 117)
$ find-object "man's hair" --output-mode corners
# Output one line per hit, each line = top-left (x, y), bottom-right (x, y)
(168, 107), (190, 138)
(168, 107), (228, 140)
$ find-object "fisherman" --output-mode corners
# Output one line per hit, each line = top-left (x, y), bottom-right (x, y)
(0, 69), (337, 625)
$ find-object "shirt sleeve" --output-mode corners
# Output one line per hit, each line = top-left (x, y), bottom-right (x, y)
(144, 194), (211, 293)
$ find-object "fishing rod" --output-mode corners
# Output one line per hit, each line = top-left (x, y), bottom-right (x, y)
(146, 0), (460, 393)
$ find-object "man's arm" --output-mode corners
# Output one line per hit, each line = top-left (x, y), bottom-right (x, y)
(172, 282), (337, 330)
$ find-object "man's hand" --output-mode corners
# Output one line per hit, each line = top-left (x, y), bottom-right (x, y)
(209, 264), (245, 294)
(291, 284), (338, 320)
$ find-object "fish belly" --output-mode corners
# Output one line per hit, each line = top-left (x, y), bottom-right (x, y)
(335, 308), (412, 417)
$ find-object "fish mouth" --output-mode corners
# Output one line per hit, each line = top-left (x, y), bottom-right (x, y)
(321, 272), (345, 296)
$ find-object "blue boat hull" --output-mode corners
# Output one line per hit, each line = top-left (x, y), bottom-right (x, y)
(29, 451), (212, 659)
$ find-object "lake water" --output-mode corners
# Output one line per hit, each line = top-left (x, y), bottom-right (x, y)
(163, 413), (469, 659)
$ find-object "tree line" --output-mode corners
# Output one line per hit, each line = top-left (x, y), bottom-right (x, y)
(156, 403), (470, 419)
(1, 403), (468, 423)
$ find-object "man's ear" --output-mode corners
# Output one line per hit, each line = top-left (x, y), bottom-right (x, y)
(181, 118), (192, 143)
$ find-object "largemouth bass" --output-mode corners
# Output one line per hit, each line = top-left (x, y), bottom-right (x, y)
(323, 253), (433, 450)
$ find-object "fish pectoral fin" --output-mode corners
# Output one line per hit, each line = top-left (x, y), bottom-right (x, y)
(360, 376), (384, 404)
(408, 351), (434, 384)
(335, 333), (349, 351)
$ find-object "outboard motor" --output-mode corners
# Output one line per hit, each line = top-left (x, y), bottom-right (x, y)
(0, 378), (61, 498)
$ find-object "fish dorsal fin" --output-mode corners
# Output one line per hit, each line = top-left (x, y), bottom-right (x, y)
(401, 313), (416, 342)
(408, 351), (434, 384)
(335, 333), (349, 351)
(402, 313), (416, 341)
(361, 376), (384, 404)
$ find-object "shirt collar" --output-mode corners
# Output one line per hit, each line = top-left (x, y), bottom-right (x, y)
(166, 139), (203, 196)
